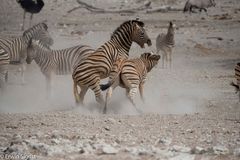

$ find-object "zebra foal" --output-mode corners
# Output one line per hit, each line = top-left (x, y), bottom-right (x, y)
(156, 21), (175, 69)
(72, 19), (152, 108)
(26, 39), (94, 97)
(0, 22), (53, 84)
(100, 52), (160, 114)
(231, 62), (240, 102)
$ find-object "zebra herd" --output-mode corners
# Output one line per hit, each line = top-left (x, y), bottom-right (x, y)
(0, 22), (53, 88)
(0, 18), (239, 113)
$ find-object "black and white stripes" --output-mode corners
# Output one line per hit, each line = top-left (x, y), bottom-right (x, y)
(231, 62), (240, 101)
(26, 39), (94, 96)
(72, 20), (152, 107)
(0, 46), (9, 91)
(0, 22), (53, 84)
(101, 52), (160, 113)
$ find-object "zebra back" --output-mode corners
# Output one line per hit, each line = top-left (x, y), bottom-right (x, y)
(73, 20), (151, 81)
(28, 39), (94, 75)
(101, 52), (160, 91)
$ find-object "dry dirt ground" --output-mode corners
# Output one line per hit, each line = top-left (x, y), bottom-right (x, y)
(0, 0), (240, 159)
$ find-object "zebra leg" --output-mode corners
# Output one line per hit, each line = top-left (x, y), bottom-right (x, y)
(5, 71), (8, 82)
(73, 81), (81, 104)
(139, 82), (145, 103)
(169, 49), (172, 69)
(162, 51), (165, 69)
(104, 86), (113, 114)
(46, 74), (52, 99)
(128, 87), (142, 114)
(78, 86), (88, 105)
(0, 72), (6, 93)
(21, 11), (26, 31)
(89, 79), (105, 105)
(20, 63), (26, 85)
(239, 91), (240, 102)
(104, 81), (118, 114)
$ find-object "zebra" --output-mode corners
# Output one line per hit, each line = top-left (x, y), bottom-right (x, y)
(0, 22), (53, 84)
(72, 19), (152, 108)
(183, 0), (216, 13)
(0, 46), (9, 92)
(26, 39), (94, 97)
(231, 62), (240, 102)
(156, 21), (175, 69)
(100, 52), (160, 114)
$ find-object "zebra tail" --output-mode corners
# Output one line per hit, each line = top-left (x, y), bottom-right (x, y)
(230, 81), (239, 93)
(183, 1), (190, 12)
(100, 58), (125, 91)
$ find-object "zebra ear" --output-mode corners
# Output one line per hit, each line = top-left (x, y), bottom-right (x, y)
(132, 19), (144, 27)
(151, 54), (161, 60)
(170, 21), (173, 26)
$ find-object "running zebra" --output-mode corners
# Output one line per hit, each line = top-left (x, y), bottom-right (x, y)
(0, 22), (53, 84)
(231, 62), (240, 102)
(156, 21), (175, 68)
(26, 39), (94, 97)
(0, 46), (9, 91)
(72, 19), (152, 107)
(100, 52), (160, 114)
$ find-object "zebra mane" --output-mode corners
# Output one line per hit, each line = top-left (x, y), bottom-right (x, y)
(23, 22), (48, 37)
(23, 22), (53, 48)
(111, 20), (145, 38)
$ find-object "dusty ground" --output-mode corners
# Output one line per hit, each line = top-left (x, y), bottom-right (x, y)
(0, 0), (240, 159)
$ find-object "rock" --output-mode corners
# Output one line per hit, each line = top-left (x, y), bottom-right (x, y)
(170, 145), (191, 153)
(104, 126), (110, 131)
(155, 137), (172, 146)
(24, 139), (49, 156)
(11, 134), (22, 144)
(101, 144), (118, 154)
(233, 148), (240, 157)
(51, 138), (60, 145)
(0, 137), (8, 145)
(213, 146), (229, 155)
(186, 129), (194, 133)
(191, 146), (206, 154)
(105, 118), (116, 124)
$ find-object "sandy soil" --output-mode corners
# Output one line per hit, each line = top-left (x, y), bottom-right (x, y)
(0, 0), (240, 159)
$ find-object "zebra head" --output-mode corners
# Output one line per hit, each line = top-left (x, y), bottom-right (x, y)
(26, 39), (46, 64)
(168, 21), (176, 35)
(140, 52), (160, 72)
(131, 20), (152, 48)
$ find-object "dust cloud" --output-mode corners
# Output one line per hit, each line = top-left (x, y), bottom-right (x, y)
(0, 31), (215, 115)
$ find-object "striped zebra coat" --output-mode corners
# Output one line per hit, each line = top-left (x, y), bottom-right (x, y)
(26, 39), (94, 97)
(231, 62), (240, 102)
(0, 22), (53, 84)
(0, 46), (9, 91)
(156, 21), (175, 68)
(100, 52), (160, 113)
(72, 20), (152, 108)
